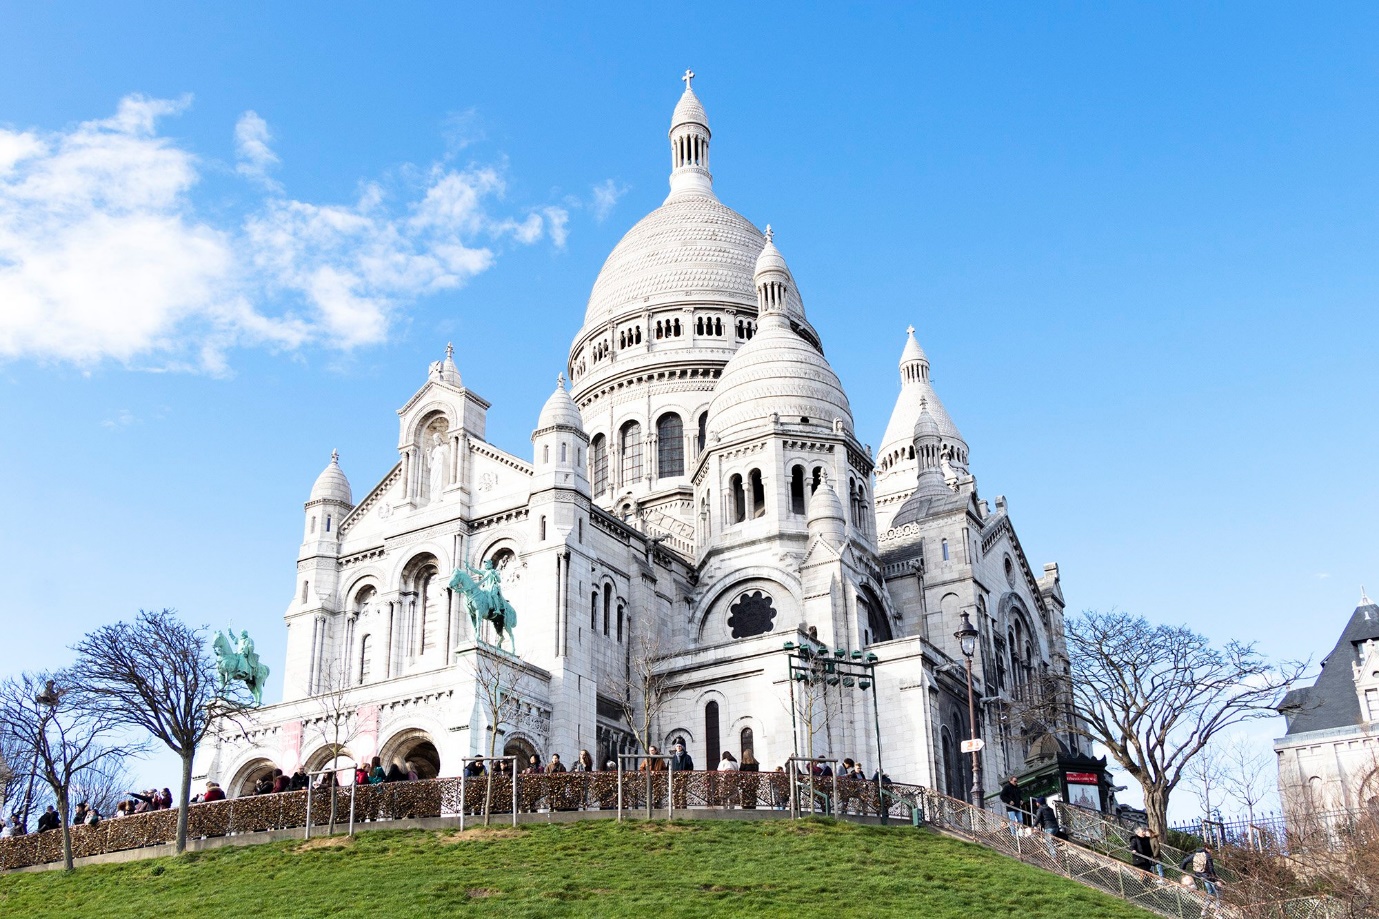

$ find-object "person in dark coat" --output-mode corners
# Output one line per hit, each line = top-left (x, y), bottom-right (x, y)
(1130, 827), (1164, 879)
(1033, 797), (1060, 858)
(999, 776), (1024, 834)
(36, 806), (59, 833)
(384, 762), (407, 782)
(668, 743), (693, 772)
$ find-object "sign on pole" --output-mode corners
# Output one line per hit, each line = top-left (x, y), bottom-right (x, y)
(960, 738), (985, 754)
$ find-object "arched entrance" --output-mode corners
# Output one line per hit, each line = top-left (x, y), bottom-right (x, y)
(503, 736), (538, 769)
(379, 729), (442, 779)
(303, 745), (356, 783)
(229, 757), (277, 798)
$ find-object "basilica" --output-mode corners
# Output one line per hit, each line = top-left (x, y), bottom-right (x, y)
(199, 74), (1089, 805)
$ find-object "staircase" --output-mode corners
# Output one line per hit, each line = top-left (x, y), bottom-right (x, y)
(916, 790), (1217, 919)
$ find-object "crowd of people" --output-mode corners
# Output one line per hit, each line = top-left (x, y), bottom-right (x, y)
(0, 786), (179, 837)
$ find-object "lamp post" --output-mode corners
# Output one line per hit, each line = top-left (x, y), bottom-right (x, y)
(954, 612), (983, 808)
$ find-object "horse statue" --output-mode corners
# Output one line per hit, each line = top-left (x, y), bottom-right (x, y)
(449, 560), (517, 654)
(213, 628), (270, 706)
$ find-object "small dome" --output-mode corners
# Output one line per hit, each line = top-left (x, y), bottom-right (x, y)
(753, 227), (791, 280)
(310, 450), (352, 504)
(807, 476), (846, 523)
(913, 399), (941, 441)
(670, 86), (709, 132)
(537, 374), (584, 432)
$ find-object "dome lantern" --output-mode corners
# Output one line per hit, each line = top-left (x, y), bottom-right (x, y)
(668, 69), (714, 199)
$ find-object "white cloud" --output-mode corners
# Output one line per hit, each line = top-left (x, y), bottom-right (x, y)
(0, 96), (567, 372)
(100, 409), (137, 429)
(590, 178), (628, 222)
(234, 111), (280, 189)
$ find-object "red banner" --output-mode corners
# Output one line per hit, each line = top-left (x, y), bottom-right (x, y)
(1065, 772), (1099, 784)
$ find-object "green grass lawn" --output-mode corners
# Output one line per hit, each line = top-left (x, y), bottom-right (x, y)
(0, 818), (1160, 919)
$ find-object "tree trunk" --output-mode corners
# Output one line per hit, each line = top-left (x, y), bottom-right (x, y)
(176, 751), (193, 854)
(1143, 784), (1170, 844)
(58, 786), (73, 872)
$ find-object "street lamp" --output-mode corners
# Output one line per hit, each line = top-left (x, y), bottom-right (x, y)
(954, 612), (983, 808)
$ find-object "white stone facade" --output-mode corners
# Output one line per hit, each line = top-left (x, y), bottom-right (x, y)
(1275, 592), (1379, 816)
(199, 75), (1085, 803)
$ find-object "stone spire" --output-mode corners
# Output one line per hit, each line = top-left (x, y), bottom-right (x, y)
(668, 69), (713, 199)
(912, 399), (950, 499)
(753, 224), (797, 328)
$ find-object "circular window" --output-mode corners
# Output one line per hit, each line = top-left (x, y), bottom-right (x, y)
(728, 590), (777, 639)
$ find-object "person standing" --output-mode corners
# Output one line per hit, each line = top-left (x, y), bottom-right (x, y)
(1033, 797), (1061, 859)
(999, 776), (1024, 835)
(1130, 827), (1164, 880)
(669, 742), (693, 808)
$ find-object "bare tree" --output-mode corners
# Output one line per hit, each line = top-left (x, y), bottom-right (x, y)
(69, 608), (252, 854)
(1181, 740), (1227, 845)
(611, 630), (682, 758)
(466, 647), (528, 824)
(1220, 734), (1274, 839)
(306, 657), (361, 834)
(0, 671), (143, 870)
(68, 755), (133, 821)
(1064, 611), (1305, 840)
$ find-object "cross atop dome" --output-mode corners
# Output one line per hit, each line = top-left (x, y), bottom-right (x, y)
(764, 224), (774, 243)
(331, 449), (339, 464)
(682, 68), (695, 90)
(906, 325), (915, 336)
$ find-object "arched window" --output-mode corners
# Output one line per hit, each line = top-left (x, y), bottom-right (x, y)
(591, 591), (599, 631)
(617, 605), (624, 643)
(620, 421), (643, 484)
(540, 516), (547, 540)
(418, 567), (440, 654)
(603, 585), (612, 637)
(696, 412), (707, 454)
(740, 727), (754, 760)
(705, 701), (721, 766)
(729, 474), (746, 523)
(560, 442), (567, 463)
(310, 515), (316, 534)
(325, 514), (331, 533)
(543, 445), (550, 464)
(811, 466), (823, 493)
(749, 469), (765, 518)
(789, 465), (806, 515)
(656, 413), (684, 478)
(358, 635), (372, 685)
(302, 580), (310, 603)
(941, 539), (949, 561)
(591, 435), (608, 496)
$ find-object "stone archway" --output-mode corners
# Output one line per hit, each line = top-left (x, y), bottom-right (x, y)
(229, 757), (277, 798)
(503, 736), (539, 770)
(379, 728), (442, 779)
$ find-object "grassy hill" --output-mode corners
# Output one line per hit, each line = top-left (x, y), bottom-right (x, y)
(0, 818), (1160, 918)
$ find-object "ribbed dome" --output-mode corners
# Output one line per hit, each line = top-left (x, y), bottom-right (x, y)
(309, 451), (352, 504)
(707, 317), (852, 440)
(582, 195), (803, 328)
(536, 375), (583, 431)
(754, 229), (791, 279)
(671, 87), (709, 132)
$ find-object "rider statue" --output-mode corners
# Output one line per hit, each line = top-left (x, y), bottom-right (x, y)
(213, 628), (270, 706)
(449, 559), (518, 654)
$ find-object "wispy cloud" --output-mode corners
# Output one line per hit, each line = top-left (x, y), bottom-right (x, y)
(590, 178), (628, 222)
(0, 96), (568, 373)
(234, 111), (280, 190)
(101, 409), (137, 429)
(1314, 572), (1331, 580)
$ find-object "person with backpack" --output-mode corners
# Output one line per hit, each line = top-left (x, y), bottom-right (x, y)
(1180, 844), (1221, 915)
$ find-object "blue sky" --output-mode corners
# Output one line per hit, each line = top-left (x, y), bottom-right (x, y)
(1, 3), (1376, 810)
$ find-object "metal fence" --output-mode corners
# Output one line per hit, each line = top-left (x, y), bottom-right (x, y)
(0, 770), (920, 871)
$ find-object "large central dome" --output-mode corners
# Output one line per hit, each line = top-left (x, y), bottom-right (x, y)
(582, 193), (793, 328)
